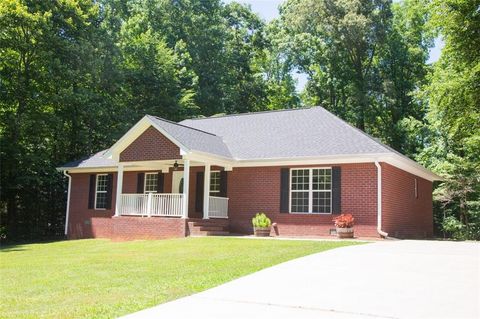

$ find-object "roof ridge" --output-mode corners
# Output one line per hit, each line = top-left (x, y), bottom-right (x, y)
(182, 106), (316, 121)
(317, 107), (396, 155)
(147, 115), (219, 137)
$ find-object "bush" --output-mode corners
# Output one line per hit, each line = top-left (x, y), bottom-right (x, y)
(442, 215), (480, 240)
(252, 213), (272, 228)
(333, 214), (354, 228)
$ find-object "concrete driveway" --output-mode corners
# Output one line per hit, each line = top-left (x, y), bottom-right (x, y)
(121, 240), (479, 319)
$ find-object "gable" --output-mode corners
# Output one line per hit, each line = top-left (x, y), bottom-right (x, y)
(119, 126), (181, 162)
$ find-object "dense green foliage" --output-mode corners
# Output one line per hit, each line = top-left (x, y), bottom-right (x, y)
(0, 0), (478, 240)
(0, 238), (361, 318)
(418, 0), (480, 239)
(277, 0), (432, 153)
(0, 0), (296, 240)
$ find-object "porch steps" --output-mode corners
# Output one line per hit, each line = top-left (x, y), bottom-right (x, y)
(187, 219), (230, 236)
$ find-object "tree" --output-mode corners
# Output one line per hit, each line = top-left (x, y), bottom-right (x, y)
(279, 0), (392, 131)
(418, 0), (480, 239)
(0, 0), (118, 240)
(277, 0), (433, 155)
(374, 0), (433, 154)
(259, 19), (300, 109)
(0, 0), (275, 241)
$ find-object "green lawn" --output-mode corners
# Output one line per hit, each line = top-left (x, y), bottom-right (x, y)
(0, 237), (362, 318)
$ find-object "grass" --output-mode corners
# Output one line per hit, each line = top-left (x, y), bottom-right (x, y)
(0, 237), (362, 318)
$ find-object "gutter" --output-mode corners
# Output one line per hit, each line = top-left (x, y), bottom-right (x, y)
(374, 161), (389, 238)
(63, 170), (72, 236)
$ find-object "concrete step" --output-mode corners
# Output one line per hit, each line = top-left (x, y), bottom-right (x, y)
(189, 220), (229, 227)
(190, 230), (231, 236)
(198, 225), (227, 232)
(187, 218), (230, 236)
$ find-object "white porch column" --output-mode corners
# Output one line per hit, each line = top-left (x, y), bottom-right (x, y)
(203, 164), (210, 219)
(182, 159), (190, 218)
(114, 164), (124, 217)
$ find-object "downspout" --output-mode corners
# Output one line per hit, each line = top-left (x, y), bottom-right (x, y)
(374, 161), (388, 238)
(63, 170), (72, 237)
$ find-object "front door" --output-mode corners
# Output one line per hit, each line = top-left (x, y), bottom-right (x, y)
(172, 171), (184, 194)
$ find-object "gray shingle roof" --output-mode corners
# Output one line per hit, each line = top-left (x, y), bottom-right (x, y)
(180, 107), (392, 159)
(147, 115), (232, 158)
(59, 107), (411, 169)
(60, 149), (115, 169)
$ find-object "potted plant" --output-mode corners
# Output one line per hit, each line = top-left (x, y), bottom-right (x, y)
(252, 213), (272, 237)
(333, 214), (355, 238)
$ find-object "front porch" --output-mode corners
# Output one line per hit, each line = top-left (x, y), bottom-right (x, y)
(113, 158), (231, 221)
(119, 193), (229, 219)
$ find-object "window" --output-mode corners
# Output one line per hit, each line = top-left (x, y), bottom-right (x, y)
(210, 171), (220, 195)
(95, 174), (108, 209)
(290, 168), (331, 213)
(144, 173), (158, 193)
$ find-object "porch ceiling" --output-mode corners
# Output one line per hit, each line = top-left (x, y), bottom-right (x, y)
(120, 159), (221, 171)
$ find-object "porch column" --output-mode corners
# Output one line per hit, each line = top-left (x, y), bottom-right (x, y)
(182, 159), (190, 218)
(114, 164), (124, 217)
(203, 164), (210, 219)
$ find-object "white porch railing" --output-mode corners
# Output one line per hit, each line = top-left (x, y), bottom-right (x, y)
(209, 196), (229, 218)
(120, 193), (184, 217)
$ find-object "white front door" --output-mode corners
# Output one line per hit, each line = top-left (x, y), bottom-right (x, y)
(172, 171), (184, 194)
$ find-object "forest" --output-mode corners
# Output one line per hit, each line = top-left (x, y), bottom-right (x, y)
(0, 0), (479, 241)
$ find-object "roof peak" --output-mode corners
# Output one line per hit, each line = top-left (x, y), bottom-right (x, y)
(184, 106), (319, 121)
(146, 115), (218, 137)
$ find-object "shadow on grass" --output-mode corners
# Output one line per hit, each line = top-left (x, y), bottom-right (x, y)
(0, 237), (67, 252)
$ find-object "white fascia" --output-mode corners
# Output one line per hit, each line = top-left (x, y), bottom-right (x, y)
(381, 153), (443, 182)
(59, 151), (442, 182)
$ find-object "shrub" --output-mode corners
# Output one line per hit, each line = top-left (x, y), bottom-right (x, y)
(333, 214), (354, 228)
(252, 213), (272, 228)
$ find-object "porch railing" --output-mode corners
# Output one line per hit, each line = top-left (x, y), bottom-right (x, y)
(209, 196), (229, 218)
(120, 193), (184, 217)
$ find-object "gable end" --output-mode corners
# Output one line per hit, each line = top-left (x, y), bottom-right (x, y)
(119, 126), (181, 162)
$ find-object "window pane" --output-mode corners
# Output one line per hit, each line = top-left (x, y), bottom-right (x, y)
(313, 191), (331, 213)
(291, 191), (309, 213)
(145, 173), (158, 193)
(312, 169), (331, 191)
(210, 171), (220, 194)
(291, 169), (309, 191)
(96, 192), (107, 209)
(96, 175), (108, 192)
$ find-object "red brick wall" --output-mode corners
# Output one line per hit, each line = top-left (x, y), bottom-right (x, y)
(67, 162), (433, 240)
(119, 126), (181, 162)
(67, 172), (187, 240)
(68, 172), (117, 239)
(227, 163), (379, 237)
(381, 163), (433, 238)
(111, 217), (186, 240)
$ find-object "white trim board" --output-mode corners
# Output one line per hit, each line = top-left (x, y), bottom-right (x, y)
(60, 152), (442, 182)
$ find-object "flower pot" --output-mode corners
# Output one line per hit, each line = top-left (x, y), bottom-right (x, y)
(336, 227), (354, 238)
(254, 227), (271, 237)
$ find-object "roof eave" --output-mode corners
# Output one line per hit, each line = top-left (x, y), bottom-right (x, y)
(382, 153), (443, 182)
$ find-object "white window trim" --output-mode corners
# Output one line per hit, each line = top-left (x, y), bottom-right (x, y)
(94, 173), (108, 210)
(144, 172), (158, 193)
(289, 167), (332, 214)
(209, 170), (221, 196)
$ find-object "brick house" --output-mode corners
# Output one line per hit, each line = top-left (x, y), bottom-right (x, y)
(58, 107), (441, 240)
